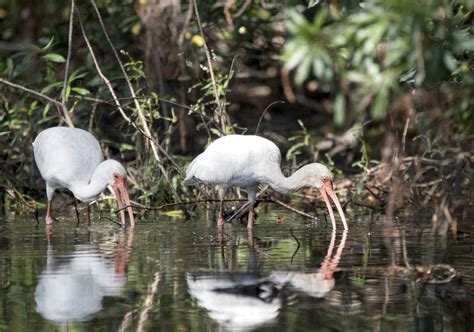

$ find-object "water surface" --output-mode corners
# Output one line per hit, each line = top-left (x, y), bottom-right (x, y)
(0, 208), (472, 331)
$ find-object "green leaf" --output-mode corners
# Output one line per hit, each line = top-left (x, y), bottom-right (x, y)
(294, 57), (311, 85)
(41, 36), (55, 50)
(284, 45), (307, 70)
(120, 143), (135, 151)
(43, 53), (66, 63)
(161, 210), (184, 218)
(40, 81), (63, 94)
(443, 52), (458, 72)
(71, 87), (91, 95)
(307, 0), (319, 9)
(313, 8), (327, 29)
(334, 93), (346, 126)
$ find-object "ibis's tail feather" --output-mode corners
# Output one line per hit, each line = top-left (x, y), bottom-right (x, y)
(183, 153), (203, 185)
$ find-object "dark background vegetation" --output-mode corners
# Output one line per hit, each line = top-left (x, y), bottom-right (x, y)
(0, 0), (472, 226)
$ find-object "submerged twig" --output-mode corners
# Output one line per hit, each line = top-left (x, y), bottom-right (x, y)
(115, 196), (318, 222)
(289, 227), (301, 264)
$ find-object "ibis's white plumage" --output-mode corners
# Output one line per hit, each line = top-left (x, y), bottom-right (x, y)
(34, 127), (106, 202)
(184, 135), (348, 229)
(185, 135), (281, 190)
(33, 127), (134, 225)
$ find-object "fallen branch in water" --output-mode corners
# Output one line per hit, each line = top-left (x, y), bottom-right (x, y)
(268, 197), (318, 220)
(289, 227), (301, 264)
(115, 196), (318, 221)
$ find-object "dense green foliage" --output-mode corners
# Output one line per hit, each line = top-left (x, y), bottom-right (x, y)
(283, 0), (474, 126)
(0, 0), (472, 216)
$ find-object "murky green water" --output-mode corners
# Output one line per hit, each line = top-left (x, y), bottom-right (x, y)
(0, 207), (472, 331)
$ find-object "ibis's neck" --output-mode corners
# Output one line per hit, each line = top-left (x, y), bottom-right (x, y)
(70, 165), (109, 203)
(264, 167), (308, 194)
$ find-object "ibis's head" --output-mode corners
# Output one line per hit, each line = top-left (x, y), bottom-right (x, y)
(301, 163), (348, 230)
(101, 160), (135, 227)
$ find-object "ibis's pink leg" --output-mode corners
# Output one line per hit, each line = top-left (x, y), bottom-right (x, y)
(247, 205), (254, 229)
(246, 188), (257, 229)
(45, 200), (53, 225)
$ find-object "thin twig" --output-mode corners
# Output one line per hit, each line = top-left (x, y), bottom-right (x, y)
(0, 77), (74, 127)
(192, 0), (226, 133)
(226, 185), (270, 222)
(89, 0), (156, 153)
(62, 0), (75, 104)
(402, 116), (410, 154)
(76, 10), (131, 123)
(267, 197), (317, 220)
(89, 0), (190, 217)
(254, 100), (284, 135)
(115, 196), (318, 222)
(70, 94), (217, 124)
(115, 198), (249, 214)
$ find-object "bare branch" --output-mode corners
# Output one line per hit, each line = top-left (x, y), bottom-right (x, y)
(76, 11), (131, 123)
(89, 0), (159, 157)
(192, 0), (226, 133)
(62, 0), (75, 104)
(87, 0), (190, 217)
(0, 77), (74, 127)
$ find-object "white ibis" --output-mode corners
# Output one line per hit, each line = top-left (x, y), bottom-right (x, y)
(33, 127), (135, 226)
(184, 135), (348, 230)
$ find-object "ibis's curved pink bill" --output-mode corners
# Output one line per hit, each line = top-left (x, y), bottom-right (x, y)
(319, 181), (348, 230)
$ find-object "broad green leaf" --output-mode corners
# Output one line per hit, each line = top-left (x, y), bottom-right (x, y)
(71, 87), (91, 95)
(43, 53), (66, 63)
(162, 210), (184, 218)
(294, 57), (311, 85)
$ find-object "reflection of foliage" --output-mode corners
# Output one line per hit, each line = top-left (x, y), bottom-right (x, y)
(283, 1), (474, 127)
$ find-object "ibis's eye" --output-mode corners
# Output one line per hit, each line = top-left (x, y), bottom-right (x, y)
(322, 176), (330, 183)
(113, 174), (120, 179)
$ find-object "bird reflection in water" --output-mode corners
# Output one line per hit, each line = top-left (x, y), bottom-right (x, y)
(187, 273), (281, 330)
(270, 230), (348, 298)
(187, 228), (282, 330)
(35, 226), (134, 323)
